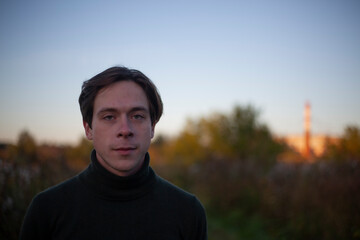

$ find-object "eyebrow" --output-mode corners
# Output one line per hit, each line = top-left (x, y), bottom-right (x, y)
(96, 106), (149, 116)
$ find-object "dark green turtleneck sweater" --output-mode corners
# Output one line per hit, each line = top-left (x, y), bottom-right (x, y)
(20, 150), (207, 240)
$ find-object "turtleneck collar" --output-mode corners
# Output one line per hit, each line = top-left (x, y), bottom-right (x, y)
(78, 150), (157, 201)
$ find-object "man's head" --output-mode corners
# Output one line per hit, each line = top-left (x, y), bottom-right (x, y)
(79, 66), (163, 129)
(79, 66), (163, 176)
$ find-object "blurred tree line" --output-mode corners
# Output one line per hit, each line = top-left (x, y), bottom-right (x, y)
(0, 132), (92, 239)
(1, 105), (360, 239)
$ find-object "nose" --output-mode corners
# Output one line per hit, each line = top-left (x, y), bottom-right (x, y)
(117, 116), (134, 138)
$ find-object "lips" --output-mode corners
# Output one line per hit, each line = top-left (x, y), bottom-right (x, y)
(113, 146), (137, 155)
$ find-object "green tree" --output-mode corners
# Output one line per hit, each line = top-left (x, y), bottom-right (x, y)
(166, 105), (283, 169)
(341, 126), (360, 161)
(65, 137), (93, 171)
(16, 130), (37, 164)
(323, 125), (360, 162)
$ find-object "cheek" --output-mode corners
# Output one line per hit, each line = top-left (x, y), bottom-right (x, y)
(137, 125), (154, 142)
(92, 131), (108, 151)
(91, 127), (108, 142)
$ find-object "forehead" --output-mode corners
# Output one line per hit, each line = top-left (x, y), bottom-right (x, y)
(94, 81), (149, 110)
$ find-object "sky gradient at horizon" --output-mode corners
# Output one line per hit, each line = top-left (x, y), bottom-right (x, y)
(1, 0), (359, 144)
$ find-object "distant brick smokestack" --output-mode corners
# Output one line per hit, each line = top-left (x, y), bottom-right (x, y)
(304, 102), (311, 160)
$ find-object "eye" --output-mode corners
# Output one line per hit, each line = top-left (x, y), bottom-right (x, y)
(133, 114), (145, 120)
(103, 115), (115, 121)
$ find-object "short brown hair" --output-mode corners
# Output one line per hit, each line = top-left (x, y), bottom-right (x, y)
(79, 66), (163, 128)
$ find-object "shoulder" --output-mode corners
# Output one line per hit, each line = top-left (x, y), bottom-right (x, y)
(20, 175), (81, 239)
(24, 175), (82, 222)
(154, 176), (208, 239)
(155, 176), (193, 198)
(32, 175), (80, 208)
(154, 176), (205, 211)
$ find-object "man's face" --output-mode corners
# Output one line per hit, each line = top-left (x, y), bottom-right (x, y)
(83, 81), (154, 177)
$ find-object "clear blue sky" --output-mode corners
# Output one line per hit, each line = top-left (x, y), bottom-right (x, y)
(1, 0), (359, 144)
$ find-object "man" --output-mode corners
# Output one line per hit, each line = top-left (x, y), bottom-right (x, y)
(20, 66), (207, 239)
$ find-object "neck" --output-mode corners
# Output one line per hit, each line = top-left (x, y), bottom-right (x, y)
(78, 150), (157, 201)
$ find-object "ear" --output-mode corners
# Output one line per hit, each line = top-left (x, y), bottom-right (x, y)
(83, 121), (93, 140)
(150, 123), (155, 139)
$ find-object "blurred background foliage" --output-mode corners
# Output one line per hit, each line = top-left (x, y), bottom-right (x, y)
(1, 105), (360, 239)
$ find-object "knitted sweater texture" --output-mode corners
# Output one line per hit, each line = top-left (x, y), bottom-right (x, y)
(20, 150), (207, 240)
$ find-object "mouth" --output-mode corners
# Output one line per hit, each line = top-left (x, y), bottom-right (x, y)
(113, 146), (137, 155)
